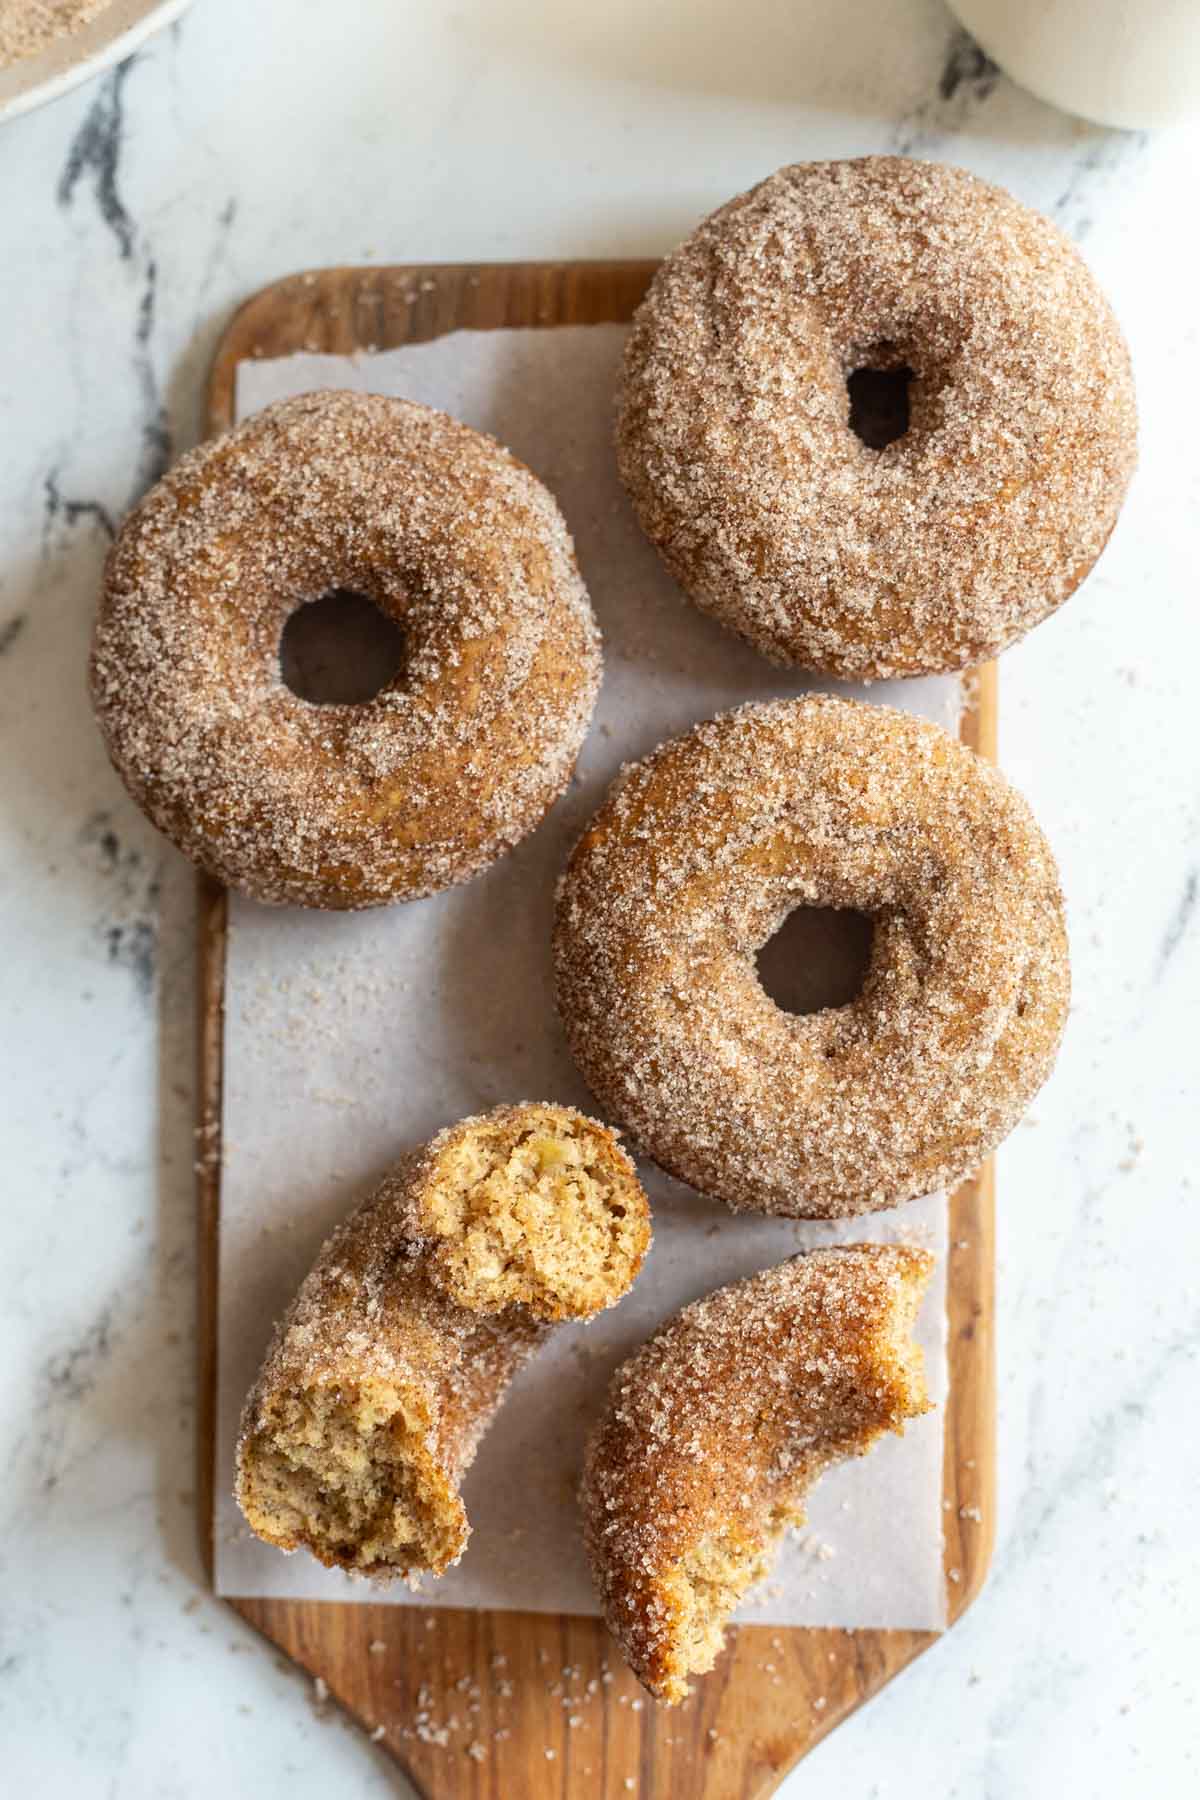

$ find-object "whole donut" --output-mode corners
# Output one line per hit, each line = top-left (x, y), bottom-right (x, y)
(554, 695), (1070, 1218)
(91, 390), (601, 907)
(616, 156), (1137, 679)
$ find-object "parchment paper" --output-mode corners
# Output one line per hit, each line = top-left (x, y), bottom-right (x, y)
(214, 327), (957, 1629)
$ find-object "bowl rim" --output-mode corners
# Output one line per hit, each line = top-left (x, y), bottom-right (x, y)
(0, 0), (195, 125)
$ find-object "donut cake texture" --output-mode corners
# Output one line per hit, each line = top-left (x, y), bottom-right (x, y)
(91, 390), (601, 908)
(581, 1243), (934, 1702)
(236, 1104), (650, 1579)
(617, 156), (1137, 679)
(555, 695), (1070, 1218)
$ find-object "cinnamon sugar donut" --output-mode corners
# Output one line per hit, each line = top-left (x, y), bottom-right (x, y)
(236, 1103), (650, 1579)
(581, 1244), (933, 1702)
(617, 156), (1137, 679)
(90, 391), (601, 908)
(554, 695), (1069, 1218)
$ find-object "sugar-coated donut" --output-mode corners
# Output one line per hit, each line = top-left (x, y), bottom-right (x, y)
(236, 1103), (650, 1579)
(581, 1244), (933, 1703)
(91, 391), (601, 908)
(554, 695), (1069, 1218)
(617, 156), (1137, 679)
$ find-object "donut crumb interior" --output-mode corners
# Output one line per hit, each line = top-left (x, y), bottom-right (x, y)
(238, 1376), (464, 1577)
(422, 1115), (647, 1320)
(671, 1504), (801, 1692)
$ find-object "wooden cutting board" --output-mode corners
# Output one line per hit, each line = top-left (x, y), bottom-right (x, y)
(196, 261), (997, 1799)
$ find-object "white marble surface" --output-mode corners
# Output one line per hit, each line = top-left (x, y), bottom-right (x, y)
(0, 1), (1197, 1794)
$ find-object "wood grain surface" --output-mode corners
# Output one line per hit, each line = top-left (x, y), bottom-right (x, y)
(197, 261), (997, 1799)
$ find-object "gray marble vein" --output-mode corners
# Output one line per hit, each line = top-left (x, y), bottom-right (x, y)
(57, 62), (137, 261)
(890, 22), (1000, 157)
(1155, 869), (1198, 976)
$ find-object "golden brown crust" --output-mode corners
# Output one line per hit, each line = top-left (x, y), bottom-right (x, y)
(235, 1102), (651, 1580)
(554, 695), (1070, 1218)
(91, 390), (601, 908)
(616, 156), (1137, 679)
(581, 1244), (934, 1703)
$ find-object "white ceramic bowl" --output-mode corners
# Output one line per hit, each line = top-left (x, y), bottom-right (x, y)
(948, 0), (1200, 131)
(0, 0), (193, 125)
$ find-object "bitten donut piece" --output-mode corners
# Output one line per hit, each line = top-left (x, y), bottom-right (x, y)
(91, 390), (601, 908)
(396, 1102), (652, 1322)
(554, 695), (1070, 1219)
(617, 156), (1137, 678)
(581, 1244), (933, 1703)
(236, 1103), (650, 1579)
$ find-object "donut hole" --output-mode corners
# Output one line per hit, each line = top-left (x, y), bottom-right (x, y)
(756, 906), (874, 1017)
(279, 588), (407, 705)
(846, 348), (915, 450)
